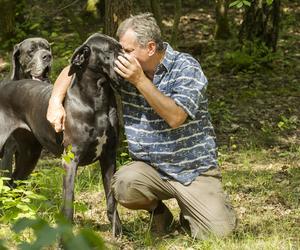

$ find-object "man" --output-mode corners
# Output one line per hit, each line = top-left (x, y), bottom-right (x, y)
(47, 13), (236, 239)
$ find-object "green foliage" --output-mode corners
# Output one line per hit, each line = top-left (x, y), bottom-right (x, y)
(7, 216), (105, 250)
(63, 145), (75, 164)
(277, 115), (298, 131)
(209, 100), (234, 126)
(0, 165), (106, 249)
(28, 165), (64, 218)
(117, 151), (131, 167)
(86, 0), (100, 17)
(0, 177), (47, 223)
(230, 0), (251, 8)
(229, 0), (273, 8)
(222, 41), (280, 72)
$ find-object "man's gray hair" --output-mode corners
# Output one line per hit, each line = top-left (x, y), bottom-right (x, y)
(116, 13), (164, 52)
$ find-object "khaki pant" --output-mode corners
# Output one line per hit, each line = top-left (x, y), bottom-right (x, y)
(111, 161), (236, 239)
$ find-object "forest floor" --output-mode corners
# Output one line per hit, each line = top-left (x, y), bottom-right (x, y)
(0, 1), (299, 250)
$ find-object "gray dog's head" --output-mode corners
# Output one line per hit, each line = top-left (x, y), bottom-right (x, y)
(11, 37), (52, 82)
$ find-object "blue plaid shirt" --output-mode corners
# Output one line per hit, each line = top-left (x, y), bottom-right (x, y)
(120, 43), (218, 185)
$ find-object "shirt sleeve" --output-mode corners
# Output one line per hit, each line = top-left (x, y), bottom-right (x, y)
(170, 64), (208, 119)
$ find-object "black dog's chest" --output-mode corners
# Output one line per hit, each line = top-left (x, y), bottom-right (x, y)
(90, 132), (108, 160)
(63, 107), (111, 164)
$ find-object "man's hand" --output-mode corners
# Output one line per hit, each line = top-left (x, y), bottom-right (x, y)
(46, 97), (66, 132)
(114, 53), (146, 87)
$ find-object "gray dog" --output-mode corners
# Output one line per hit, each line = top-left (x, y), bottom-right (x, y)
(0, 37), (52, 175)
(10, 37), (52, 81)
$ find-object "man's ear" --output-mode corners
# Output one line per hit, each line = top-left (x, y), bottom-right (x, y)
(68, 45), (91, 76)
(10, 42), (21, 80)
(147, 41), (156, 57)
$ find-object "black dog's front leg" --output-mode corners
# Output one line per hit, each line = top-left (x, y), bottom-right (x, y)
(100, 155), (122, 237)
(62, 157), (78, 221)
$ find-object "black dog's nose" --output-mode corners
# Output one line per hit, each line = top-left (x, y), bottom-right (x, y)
(43, 53), (52, 62)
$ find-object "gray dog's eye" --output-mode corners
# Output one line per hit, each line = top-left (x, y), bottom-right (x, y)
(28, 48), (35, 55)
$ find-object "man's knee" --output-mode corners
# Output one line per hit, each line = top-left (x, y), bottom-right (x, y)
(111, 166), (158, 210)
(186, 209), (236, 240)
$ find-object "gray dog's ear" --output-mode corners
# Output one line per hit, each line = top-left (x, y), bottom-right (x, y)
(68, 45), (91, 76)
(10, 43), (21, 80)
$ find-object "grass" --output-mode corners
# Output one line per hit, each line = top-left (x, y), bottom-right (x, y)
(1, 146), (299, 249)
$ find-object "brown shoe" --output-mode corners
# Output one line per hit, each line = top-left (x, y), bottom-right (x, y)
(150, 201), (174, 235)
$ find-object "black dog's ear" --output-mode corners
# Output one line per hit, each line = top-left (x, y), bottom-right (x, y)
(10, 43), (21, 80)
(68, 45), (91, 76)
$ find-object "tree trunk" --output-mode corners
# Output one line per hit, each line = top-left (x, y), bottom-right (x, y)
(150, 0), (163, 32)
(170, 0), (182, 48)
(96, 0), (106, 23)
(215, 0), (231, 40)
(239, 0), (281, 51)
(104, 0), (132, 128)
(0, 0), (16, 42)
(104, 0), (132, 37)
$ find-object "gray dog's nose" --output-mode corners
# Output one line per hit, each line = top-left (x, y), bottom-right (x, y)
(43, 53), (52, 62)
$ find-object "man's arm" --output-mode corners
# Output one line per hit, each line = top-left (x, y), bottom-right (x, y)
(47, 65), (72, 132)
(135, 77), (187, 128)
(114, 54), (187, 128)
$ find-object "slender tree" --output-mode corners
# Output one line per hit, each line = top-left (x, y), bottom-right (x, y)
(104, 0), (132, 37)
(104, 0), (132, 126)
(171, 0), (182, 48)
(239, 0), (281, 51)
(0, 0), (16, 42)
(215, 0), (231, 39)
(150, 0), (163, 32)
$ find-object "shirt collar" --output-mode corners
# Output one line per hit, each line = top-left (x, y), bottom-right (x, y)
(160, 42), (175, 73)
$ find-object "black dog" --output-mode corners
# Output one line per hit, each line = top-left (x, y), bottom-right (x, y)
(0, 38), (52, 176)
(0, 33), (122, 235)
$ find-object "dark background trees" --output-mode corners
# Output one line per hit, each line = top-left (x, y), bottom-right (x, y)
(0, 0), (298, 152)
(0, 0), (283, 50)
(0, 0), (298, 149)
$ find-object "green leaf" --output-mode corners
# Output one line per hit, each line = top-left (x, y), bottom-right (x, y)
(26, 192), (47, 201)
(63, 144), (75, 163)
(229, 0), (240, 8)
(33, 225), (58, 248)
(78, 228), (105, 249)
(243, 0), (251, 7)
(16, 204), (31, 212)
(68, 151), (75, 160)
(0, 178), (3, 193)
(13, 218), (43, 233)
(0, 239), (9, 250)
(63, 155), (71, 164)
(237, 1), (243, 8)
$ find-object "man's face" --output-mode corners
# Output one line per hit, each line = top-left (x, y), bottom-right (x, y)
(119, 29), (150, 71)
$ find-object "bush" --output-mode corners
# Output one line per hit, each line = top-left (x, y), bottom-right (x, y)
(222, 40), (280, 72)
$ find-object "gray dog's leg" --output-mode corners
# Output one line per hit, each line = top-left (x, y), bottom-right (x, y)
(0, 137), (16, 176)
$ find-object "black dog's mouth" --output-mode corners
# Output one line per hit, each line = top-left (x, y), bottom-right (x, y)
(31, 66), (50, 81)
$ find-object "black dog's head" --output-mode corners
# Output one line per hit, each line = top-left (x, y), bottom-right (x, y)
(68, 33), (123, 90)
(11, 37), (52, 82)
